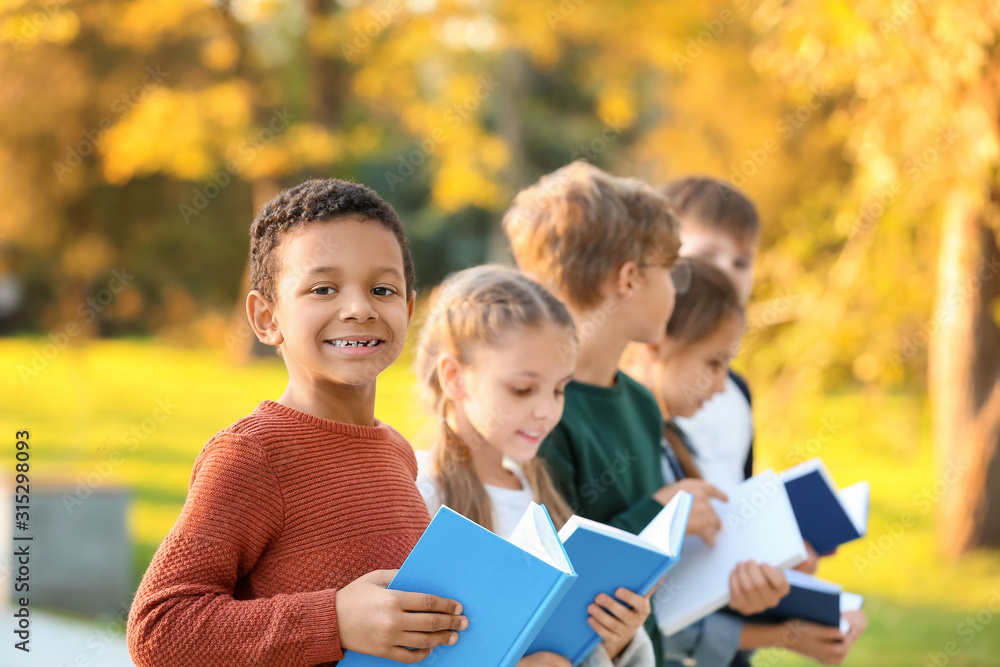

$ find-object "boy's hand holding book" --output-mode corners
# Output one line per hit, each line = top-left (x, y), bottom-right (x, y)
(335, 569), (468, 662)
(728, 561), (790, 615)
(588, 586), (654, 659)
(778, 620), (850, 665)
(653, 479), (728, 546)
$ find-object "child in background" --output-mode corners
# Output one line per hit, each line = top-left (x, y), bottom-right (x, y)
(621, 258), (867, 667)
(658, 177), (759, 497)
(660, 176), (824, 571)
(415, 264), (656, 667)
(127, 179), (468, 666)
(503, 163), (789, 666)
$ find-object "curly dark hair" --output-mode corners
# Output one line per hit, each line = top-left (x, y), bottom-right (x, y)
(249, 179), (416, 302)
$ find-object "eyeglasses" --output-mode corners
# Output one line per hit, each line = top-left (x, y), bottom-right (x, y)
(671, 257), (693, 295)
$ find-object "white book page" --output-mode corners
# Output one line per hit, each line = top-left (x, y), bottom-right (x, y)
(838, 482), (870, 536)
(777, 457), (825, 483)
(507, 502), (572, 573)
(560, 514), (643, 545)
(653, 471), (808, 636)
(638, 490), (691, 556)
(839, 592), (864, 633)
(783, 569), (842, 595)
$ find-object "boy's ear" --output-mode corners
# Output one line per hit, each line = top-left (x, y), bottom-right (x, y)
(613, 260), (641, 298)
(437, 355), (466, 401)
(246, 290), (283, 347)
(406, 291), (416, 324)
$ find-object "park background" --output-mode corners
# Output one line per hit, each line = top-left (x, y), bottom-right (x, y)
(2, 0), (1000, 665)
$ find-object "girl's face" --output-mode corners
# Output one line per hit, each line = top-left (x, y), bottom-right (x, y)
(649, 313), (744, 418)
(449, 322), (576, 462)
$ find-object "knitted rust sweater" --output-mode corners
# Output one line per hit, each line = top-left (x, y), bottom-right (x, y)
(127, 400), (431, 666)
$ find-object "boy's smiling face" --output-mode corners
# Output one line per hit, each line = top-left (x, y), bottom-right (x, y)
(265, 216), (414, 390)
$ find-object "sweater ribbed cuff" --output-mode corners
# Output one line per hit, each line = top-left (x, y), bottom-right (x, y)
(298, 588), (343, 664)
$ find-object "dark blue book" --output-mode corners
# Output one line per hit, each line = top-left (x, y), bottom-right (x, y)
(753, 570), (864, 632)
(339, 503), (577, 666)
(779, 459), (869, 556)
(527, 491), (693, 666)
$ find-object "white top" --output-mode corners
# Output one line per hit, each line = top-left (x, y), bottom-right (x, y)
(414, 449), (656, 667)
(415, 449), (535, 540)
(673, 375), (753, 495)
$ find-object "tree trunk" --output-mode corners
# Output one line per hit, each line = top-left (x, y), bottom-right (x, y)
(932, 185), (1000, 555)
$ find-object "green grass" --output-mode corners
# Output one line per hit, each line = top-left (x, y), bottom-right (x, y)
(2, 337), (999, 666)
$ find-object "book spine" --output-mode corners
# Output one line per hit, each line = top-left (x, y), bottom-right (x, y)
(502, 571), (574, 667)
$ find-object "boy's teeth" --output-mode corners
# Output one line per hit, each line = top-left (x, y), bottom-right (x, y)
(331, 340), (379, 347)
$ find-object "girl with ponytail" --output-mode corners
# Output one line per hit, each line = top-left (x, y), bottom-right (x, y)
(415, 265), (656, 667)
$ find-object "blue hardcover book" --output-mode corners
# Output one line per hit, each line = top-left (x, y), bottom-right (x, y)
(527, 491), (693, 666)
(753, 570), (865, 633)
(339, 503), (577, 667)
(779, 459), (869, 556)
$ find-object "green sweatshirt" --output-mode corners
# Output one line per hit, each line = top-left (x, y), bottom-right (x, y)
(539, 370), (666, 532)
(539, 371), (669, 663)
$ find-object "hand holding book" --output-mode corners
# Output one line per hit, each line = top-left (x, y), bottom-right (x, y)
(336, 570), (468, 662)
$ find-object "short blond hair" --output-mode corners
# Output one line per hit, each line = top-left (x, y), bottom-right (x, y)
(503, 161), (680, 309)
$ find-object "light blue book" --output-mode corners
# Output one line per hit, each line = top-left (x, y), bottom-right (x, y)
(528, 491), (693, 666)
(339, 503), (577, 666)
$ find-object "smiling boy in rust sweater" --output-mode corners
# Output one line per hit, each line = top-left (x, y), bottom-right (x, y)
(127, 180), (468, 666)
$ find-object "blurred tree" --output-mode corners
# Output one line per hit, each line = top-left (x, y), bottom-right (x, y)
(746, 0), (1000, 553)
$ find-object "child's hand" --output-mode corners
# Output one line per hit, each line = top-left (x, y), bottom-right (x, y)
(335, 570), (468, 662)
(793, 540), (820, 574)
(728, 561), (790, 615)
(653, 479), (728, 546)
(781, 620), (850, 665)
(841, 609), (868, 644)
(588, 587), (652, 660)
(518, 652), (572, 667)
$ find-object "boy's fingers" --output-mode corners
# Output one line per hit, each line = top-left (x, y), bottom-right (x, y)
(613, 587), (644, 607)
(586, 615), (616, 640)
(399, 629), (460, 650)
(703, 483), (729, 502)
(403, 611), (469, 633)
(760, 564), (790, 595)
(386, 646), (434, 664)
(594, 594), (629, 620)
(397, 591), (464, 616)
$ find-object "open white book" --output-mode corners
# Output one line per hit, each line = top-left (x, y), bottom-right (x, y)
(654, 470), (808, 636)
